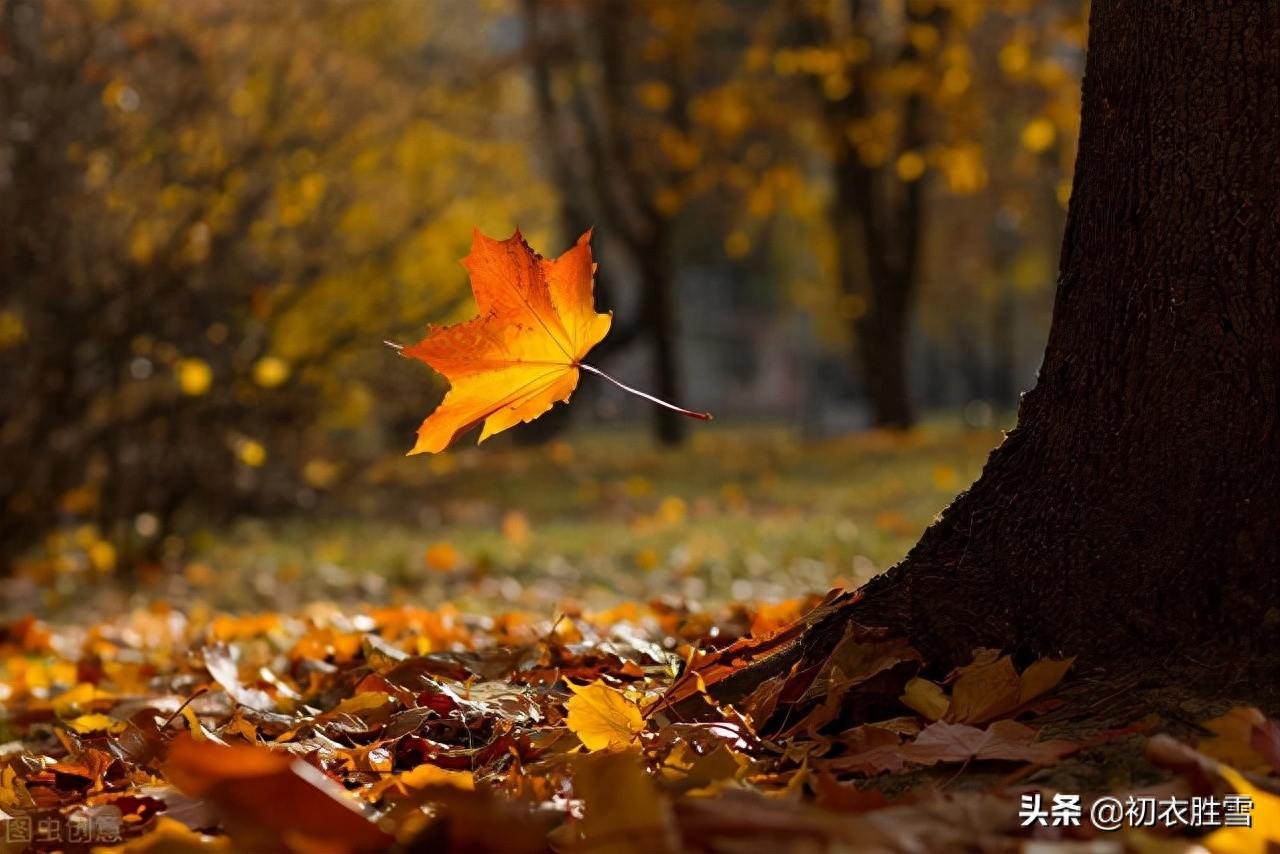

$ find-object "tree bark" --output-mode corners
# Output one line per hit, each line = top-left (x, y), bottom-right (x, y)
(707, 0), (1279, 698)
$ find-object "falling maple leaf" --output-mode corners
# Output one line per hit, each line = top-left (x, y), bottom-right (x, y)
(398, 229), (709, 454)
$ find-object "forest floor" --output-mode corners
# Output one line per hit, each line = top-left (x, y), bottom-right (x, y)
(1, 422), (1277, 853)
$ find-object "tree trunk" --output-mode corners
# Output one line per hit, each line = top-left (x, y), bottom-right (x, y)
(816, 0), (932, 431)
(639, 239), (687, 446)
(705, 0), (1279, 699)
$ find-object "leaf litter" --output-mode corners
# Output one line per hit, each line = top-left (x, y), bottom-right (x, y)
(2, 598), (1277, 853)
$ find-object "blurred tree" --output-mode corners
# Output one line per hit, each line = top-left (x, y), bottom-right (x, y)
(521, 0), (780, 445)
(0, 0), (552, 572)
(768, 0), (1083, 428)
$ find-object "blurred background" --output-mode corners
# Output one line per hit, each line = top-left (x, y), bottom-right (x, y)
(0, 0), (1084, 618)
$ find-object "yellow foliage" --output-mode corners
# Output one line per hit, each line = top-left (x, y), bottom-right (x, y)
(938, 144), (988, 195)
(895, 151), (926, 182)
(237, 440), (267, 468)
(723, 230), (751, 259)
(1021, 117), (1057, 153)
(637, 81), (673, 111)
(0, 310), (27, 349)
(88, 541), (117, 573)
(252, 356), (291, 388)
(174, 358), (213, 396)
(998, 40), (1031, 76)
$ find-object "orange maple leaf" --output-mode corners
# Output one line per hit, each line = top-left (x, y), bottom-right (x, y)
(399, 229), (709, 455)
(401, 229), (612, 455)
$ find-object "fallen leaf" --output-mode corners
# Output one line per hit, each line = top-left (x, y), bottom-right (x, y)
(558, 750), (678, 853)
(944, 654), (1021, 724)
(1017, 656), (1074, 705)
(367, 763), (475, 802)
(402, 229), (611, 454)
(1204, 765), (1280, 854)
(201, 646), (274, 711)
(900, 677), (949, 721)
(898, 719), (1080, 766)
(162, 732), (392, 851)
(565, 680), (645, 751)
(64, 713), (124, 735)
(823, 724), (906, 776)
(1198, 706), (1272, 774)
(96, 816), (233, 853)
(809, 771), (889, 812)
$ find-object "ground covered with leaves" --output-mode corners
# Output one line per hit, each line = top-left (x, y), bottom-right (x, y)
(1, 593), (1278, 853)
(3, 427), (1278, 852)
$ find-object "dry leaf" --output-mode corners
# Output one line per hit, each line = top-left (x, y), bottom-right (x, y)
(900, 677), (949, 721)
(560, 750), (678, 854)
(402, 229), (611, 454)
(898, 719), (1080, 766)
(1198, 706), (1273, 774)
(565, 679), (645, 751)
(1017, 656), (1074, 705)
(1203, 765), (1280, 854)
(95, 816), (233, 853)
(944, 654), (1021, 724)
(163, 732), (392, 850)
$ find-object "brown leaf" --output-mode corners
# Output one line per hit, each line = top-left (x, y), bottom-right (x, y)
(798, 633), (921, 703)
(898, 719), (1080, 766)
(820, 723), (909, 776)
(809, 771), (889, 813)
(162, 732), (392, 851)
(944, 655), (1020, 724)
(1017, 656), (1074, 705)
(557, 750), (679, 854)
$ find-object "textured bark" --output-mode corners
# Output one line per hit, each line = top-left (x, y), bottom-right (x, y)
(862, 0), (1279, 664)
(710, 0), (1279, 697)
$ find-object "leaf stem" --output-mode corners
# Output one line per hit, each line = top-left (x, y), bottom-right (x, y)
(579, 362), (713, 421)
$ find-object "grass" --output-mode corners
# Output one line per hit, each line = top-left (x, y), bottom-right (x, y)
(7, 418), (1008, 622)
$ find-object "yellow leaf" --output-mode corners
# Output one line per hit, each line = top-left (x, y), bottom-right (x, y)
(1205, 765), (1280, 854)
(501, 510), (531, 545)
(1018, 656), (1075, 705)
(51, 683), (114, 717)
(64, 713), (121, 734)
(901, 677), (950, 722)
(1198, 707), (1272, 774)
(568, 750), (676, 853)
(945, 654), (1021, 724)
(326, 691), (395, 719)
(87, 541), (116, 573)
(366, 763), (474, 801)
(565, 680), (645, 751)
(94, 816), (233, 853)
(402, 230), (611, 454)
